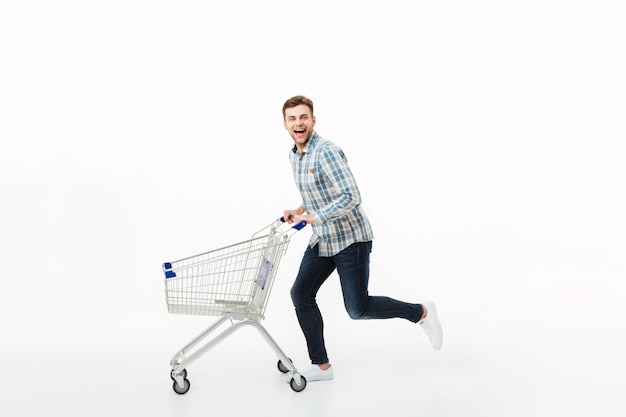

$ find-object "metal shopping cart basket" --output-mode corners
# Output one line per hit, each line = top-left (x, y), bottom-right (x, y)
(162, 218), (307, 394)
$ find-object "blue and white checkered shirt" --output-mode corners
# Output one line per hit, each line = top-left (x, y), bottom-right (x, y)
(289, 131), (374, 256)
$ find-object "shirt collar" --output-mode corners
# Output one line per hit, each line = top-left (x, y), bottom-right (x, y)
(292, 131), (319, 155)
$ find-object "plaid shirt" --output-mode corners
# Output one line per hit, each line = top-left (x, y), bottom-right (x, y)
(289, 131), (374, 256)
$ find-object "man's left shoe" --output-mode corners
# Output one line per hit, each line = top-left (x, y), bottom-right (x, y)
(418, 301), (443, 350)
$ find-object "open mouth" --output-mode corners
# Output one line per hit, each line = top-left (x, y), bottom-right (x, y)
(294, 129), (306, 137)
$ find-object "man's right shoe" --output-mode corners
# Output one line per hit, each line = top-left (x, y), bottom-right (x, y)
(418, 301), (443, 350)
(299, 364), (334, 382)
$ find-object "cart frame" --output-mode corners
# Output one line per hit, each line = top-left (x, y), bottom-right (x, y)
(162, 218), (307, 394)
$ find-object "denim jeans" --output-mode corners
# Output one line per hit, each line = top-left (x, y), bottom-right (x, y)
(290, 241), (424, 364)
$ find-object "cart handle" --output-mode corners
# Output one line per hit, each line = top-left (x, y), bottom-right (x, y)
(280, 216), (307, 231)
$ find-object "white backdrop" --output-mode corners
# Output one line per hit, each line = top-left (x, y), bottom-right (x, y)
(1, 1), (625, 416)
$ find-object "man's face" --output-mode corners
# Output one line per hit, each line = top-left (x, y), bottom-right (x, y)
(284, 104), (316, 150)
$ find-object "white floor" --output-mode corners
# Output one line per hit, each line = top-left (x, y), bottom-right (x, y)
(2, 1), (626, 416)
(3, 281), (625, 417)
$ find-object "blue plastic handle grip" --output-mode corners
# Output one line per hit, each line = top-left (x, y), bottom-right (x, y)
(280, 216), (307, 230)
(163, 262), (177, 279)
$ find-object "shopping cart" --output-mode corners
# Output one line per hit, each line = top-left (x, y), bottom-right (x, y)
(162, 217), (307, 395)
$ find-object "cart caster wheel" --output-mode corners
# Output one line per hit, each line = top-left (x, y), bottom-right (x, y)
(290, 376), (307, 392)
(277, 358), (293, 374)
(170, 368), (187, 381)
(172, 378), (191, 395)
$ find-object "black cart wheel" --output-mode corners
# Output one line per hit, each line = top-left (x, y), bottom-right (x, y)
(277, 358), (293, 374)
(172, 378), (191, 395)
(290, 376), (307, 392)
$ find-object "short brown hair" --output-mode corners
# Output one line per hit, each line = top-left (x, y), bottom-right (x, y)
(282, 95), (314, 119)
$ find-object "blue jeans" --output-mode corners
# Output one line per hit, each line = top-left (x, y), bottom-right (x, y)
(290, 241), (424, 364)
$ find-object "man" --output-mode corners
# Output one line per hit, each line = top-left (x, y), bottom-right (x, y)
(282, 95), (443, 382)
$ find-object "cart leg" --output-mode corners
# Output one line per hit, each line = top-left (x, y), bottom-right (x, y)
(171, 317), (298, 375)
(170, 315), (230, 370)
(240, 320), (306, 392)
(171, 317), (259, 373)
(241, 320), (298, 374)
(168, 316), (306, 393)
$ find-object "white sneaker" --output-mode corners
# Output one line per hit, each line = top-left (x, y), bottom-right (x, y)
(299, 364), (334, 382)
(418, 301), (443, 350)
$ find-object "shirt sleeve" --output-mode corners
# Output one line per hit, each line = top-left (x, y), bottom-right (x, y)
(312, 143), (362, 224)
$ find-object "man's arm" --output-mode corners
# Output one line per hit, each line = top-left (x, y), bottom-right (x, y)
(311, 145), (361, 224)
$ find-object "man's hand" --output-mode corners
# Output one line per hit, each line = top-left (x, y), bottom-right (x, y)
(283, 207), (314, 225)
(291, 213), (315, 225)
